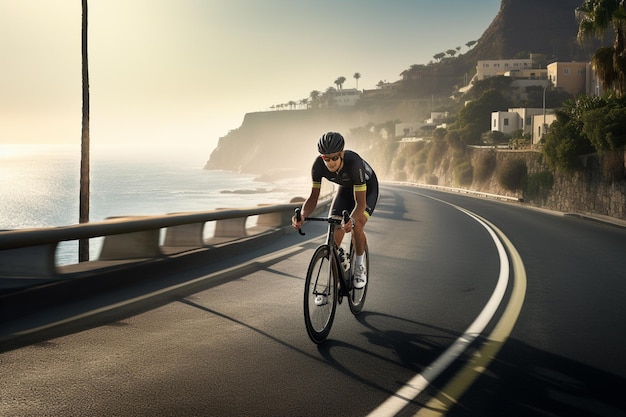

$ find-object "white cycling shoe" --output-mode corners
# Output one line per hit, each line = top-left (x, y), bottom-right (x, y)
(353, 264), (367, 289)
(314, 295), (328, 306)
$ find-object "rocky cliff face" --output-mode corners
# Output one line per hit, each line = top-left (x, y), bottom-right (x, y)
(204, 101), (432, 176)
(465, 0), (594, 62)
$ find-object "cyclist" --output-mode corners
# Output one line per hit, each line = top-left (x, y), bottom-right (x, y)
(292, 131), (379, 289)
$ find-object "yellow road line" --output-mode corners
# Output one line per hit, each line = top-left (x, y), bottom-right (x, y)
(415, 217), (527, 416)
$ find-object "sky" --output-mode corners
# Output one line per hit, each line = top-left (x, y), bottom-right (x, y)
(0, 0), (501, 160)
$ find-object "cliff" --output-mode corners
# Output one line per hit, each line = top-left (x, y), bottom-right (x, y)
(465, 0), (593, 62)
(204, 100), (432, 176)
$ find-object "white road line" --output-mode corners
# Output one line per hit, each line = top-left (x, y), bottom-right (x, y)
(366, 192), (514, 417)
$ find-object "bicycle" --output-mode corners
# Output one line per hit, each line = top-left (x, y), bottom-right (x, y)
(295, 208), (369, 344)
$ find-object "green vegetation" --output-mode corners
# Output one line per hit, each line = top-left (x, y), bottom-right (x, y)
(522, 171), (554, 202)
(496, 159), (528, 191)
(454, 160), (473, 186)
(474, 151), (497, 182)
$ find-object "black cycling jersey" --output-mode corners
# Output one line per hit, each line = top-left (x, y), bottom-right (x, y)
(311, 150), (379, 217)
(311, 150), (375, 191)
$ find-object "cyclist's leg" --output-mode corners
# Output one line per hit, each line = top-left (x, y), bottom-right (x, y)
(330, 186), (353, 247)
(353, 180), (379, 256)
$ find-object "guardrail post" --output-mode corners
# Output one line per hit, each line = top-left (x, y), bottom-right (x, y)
(0, 243), (58, 277)
(98, 229), (161, 260)
(163, 223), (205, 247)
(213, 217), (248, 238)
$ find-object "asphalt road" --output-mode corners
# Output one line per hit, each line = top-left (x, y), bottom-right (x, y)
(1, 185), (625, 417)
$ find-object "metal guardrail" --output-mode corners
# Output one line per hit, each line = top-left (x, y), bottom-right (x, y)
(0, 199), (324, 280)
(388, 181), (522, 202)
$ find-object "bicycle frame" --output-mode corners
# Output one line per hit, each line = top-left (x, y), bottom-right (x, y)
(296, 210), (353, 297)
(296, 208), (368, 343)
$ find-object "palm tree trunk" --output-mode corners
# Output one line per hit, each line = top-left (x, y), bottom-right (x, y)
(79, 0), (90, 262)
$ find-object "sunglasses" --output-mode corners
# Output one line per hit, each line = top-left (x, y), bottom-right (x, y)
(321, 154), (341, 162)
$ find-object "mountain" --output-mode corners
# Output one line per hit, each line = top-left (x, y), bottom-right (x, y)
(465, 0), (594, 62)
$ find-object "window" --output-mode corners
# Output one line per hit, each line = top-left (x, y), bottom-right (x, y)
(563, 68), (570, 75)
(504, 118), (509, 126)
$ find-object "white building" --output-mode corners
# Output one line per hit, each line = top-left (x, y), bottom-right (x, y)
(492, 107), (556, 144)
(532, 113), (558, 144)
(395, 123), (416, 137)
(333, 88), (362, 106)
(476, 58), (533, 81)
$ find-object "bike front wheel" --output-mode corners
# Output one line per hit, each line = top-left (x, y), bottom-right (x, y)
(303, 245), (338, 344)
(348, 244), (369, 315)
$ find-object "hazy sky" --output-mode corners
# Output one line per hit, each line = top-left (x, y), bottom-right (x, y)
(0, 0), (500, 158)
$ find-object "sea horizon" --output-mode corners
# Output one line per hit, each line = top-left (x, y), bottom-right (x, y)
(1, 143), (309, 264)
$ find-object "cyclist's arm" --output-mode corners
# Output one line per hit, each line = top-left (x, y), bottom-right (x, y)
(301, 186), (321, 219)
(292, 184), (321, 229)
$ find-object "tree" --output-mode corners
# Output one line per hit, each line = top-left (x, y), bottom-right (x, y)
(581, 95), (626, 151)
(433, 52), (446, 62)
(309, 90), (320, 108)
(353, 72), (361, 90)
(334, 76), (346, 90)
(576, 0), (626, 96)
(79, 0), (90, 262)
(455, 88), (510, 144)
(543, 96), (598, 170)
(465, 40), (477, 50)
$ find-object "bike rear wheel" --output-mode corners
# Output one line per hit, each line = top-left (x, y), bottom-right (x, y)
(303, 245), (338, 343)
(348, 244), (368, 315)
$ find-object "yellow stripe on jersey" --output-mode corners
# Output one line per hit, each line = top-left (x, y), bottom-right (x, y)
(312, 181), (322, 189)
(354, 184), (367, 192)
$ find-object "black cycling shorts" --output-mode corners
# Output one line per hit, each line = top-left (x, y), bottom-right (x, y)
(329, 182), (379, 219)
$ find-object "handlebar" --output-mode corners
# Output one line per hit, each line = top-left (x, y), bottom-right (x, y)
(294, 208), (352, 236)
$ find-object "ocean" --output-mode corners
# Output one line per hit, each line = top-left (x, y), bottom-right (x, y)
(0, 144), (309, 265)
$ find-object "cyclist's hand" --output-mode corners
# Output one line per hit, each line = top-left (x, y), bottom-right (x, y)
(341, 217), (355, 233)
(292, 214), (303, 230)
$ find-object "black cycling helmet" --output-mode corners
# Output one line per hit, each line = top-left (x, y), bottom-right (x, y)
(317, 131), (345, 154)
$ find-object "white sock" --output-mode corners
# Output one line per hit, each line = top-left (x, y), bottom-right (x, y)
(355, 254), (364, 267)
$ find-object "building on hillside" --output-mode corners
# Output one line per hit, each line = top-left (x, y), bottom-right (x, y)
(504, 68), (548, 80)
(475, 58), (534, 81)
(532, 113), (558, 144)
(492, 107), (556, 144)
(333, 88), (362, 106)
(395, 123), (416, 138)
(424, 111), (448, 125)
(546, 61), (601, 96)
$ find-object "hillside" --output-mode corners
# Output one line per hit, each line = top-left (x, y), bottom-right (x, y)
(466, 0), (593, 62)
(204, 0), (598, 176)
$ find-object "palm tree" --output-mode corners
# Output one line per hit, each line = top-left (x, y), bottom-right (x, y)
(309, 90), (320, 108)
(576, 0), (626, 96)
(334, 76), (346, 90)
(79, 0), (90, 262)
(433, 52), (446, 62)
(353, 72), (361, 90)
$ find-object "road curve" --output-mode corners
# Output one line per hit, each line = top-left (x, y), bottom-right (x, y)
(1, 185), (625, 416)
